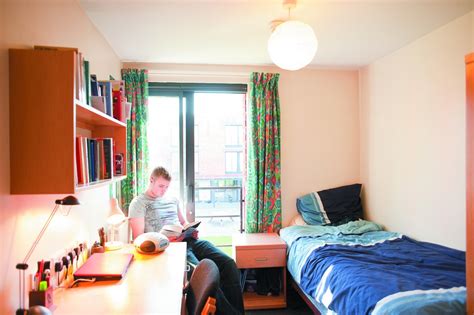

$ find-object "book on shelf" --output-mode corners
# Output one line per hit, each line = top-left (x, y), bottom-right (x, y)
(114, 153), (124, 176)
(112, 90), (123, 122)
(90, 74), (100, 97)
(88, 139), (94, 182)
(99, 140), (105, 180)
(98, 81), (113, 116)
(75, 52), (82, 101)
(84, 60), (91, 105)
(91, 96), (106, 113)
(95, 140), (100, 182)
(75, 137), (84, 185)
(124, 102), (132, 120)
(102, 138), (113, 179)
(82, 137), (89, 184)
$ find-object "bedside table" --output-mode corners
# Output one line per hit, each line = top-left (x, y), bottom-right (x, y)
(232, 233), (287, 310)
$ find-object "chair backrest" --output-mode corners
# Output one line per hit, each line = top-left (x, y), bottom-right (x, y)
(186, 259), (220, 315)
(201, 297), (216, 315)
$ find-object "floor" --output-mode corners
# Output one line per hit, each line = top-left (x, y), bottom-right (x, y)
(246, 285), (315, 315)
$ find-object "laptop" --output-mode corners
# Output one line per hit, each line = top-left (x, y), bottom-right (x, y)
(74, 253), (134, 280)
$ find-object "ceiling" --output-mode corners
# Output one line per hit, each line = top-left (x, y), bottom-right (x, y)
(79, 0), (473, 68)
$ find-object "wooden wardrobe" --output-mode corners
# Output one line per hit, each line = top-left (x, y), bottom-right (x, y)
(466, 52), (474, 315)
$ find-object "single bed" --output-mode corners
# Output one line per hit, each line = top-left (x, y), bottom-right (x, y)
(280, 220), (466, 314)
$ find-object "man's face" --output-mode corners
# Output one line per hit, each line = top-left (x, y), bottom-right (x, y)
(149, 176), (170, 198)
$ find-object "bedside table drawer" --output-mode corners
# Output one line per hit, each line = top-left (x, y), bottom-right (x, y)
(235, 248), (286, 268)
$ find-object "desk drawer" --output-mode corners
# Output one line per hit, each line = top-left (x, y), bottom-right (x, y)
(235, 248), (286, 268)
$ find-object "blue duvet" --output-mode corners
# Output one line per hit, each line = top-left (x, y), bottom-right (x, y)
(280, 221), (466, 314)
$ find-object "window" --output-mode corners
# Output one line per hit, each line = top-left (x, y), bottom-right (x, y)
(225, 125), (243, 147)
(195, 151), (199, 174)
(148, 83), (247, 237)
(225, 151), (243, 173)
(195, 124), (199, 147)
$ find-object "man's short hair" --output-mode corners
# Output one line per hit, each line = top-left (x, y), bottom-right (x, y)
(151, 167), (172, 181)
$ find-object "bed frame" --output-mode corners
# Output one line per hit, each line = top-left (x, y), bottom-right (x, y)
(288, 271), (321, 315)
(465, 51), (474, 315)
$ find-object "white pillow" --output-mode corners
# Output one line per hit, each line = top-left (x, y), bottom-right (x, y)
(289, 213), (308, 226)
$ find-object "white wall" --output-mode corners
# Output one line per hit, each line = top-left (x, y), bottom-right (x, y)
(0, 0), (121, 313)
(124, 62), (361, 228)
(360, 11), (474, 250)
(472, 11), (474, 51)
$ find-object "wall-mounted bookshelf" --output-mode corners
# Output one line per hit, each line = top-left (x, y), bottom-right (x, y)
(9, 48), (127, 194)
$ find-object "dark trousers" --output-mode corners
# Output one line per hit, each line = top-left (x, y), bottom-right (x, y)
(185, 239), (244, 315)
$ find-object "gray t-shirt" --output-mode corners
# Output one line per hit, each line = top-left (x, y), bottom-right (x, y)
(129, 194), (180, 233)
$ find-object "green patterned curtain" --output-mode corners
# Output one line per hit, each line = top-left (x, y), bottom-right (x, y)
(120, 69), (149, 214)
(245, 72), (282, 233)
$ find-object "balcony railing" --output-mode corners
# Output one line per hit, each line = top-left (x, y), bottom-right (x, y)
(195, 186), (243, 232)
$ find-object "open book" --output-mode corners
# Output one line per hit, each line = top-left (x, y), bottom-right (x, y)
(160, 221), (201, 239)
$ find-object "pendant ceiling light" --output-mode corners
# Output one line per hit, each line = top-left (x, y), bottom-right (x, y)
(268, 0), (318, 71)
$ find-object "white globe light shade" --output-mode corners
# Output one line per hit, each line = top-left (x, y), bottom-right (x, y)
(268, 20), (318, 71)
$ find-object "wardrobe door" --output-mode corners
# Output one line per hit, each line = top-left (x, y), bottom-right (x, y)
(466, 52), (474, 315)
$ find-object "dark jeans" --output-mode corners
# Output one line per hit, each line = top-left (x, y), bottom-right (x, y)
(185, 239), (244, 315)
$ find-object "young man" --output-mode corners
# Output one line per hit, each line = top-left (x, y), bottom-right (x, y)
(129, 167), (244, 315)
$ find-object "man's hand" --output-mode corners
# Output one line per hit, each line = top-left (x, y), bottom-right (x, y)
(168, 234), (186, 242)
(167, 228), (199, 242)
(190, 229), (199, 240)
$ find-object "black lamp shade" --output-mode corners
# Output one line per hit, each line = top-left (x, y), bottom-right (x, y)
(55, 195), (80, 205)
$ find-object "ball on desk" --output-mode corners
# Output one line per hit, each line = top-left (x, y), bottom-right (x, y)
(133, 232), (169, 254)
(28, 305), (52, 315)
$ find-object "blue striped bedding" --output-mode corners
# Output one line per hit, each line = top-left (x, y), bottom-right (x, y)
(280, 220), (466, 314)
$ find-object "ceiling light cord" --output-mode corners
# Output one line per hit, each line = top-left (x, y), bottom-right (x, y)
(283, 0), (296, 21)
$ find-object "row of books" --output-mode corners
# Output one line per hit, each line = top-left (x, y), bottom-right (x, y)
(75, 137), (114, 185)
(75, 59), (129, 123)
(91, 79), (129, 123)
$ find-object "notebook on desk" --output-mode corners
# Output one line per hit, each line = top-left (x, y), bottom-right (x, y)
(74, 253), (134, 280)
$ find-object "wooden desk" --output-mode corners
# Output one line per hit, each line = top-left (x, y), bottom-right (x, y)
(54, 243), (187, 314)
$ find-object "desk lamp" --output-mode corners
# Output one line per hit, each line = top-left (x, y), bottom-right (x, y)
(105, 198), (127, 251)
(16, 195), (80, 315)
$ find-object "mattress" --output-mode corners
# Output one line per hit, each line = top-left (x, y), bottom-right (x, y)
(280, 220), (466, 314)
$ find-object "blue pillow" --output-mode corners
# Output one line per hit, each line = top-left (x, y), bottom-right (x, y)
(296, 184), (363, 225)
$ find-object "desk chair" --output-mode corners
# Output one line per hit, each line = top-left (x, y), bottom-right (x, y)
(184, 258), (219, 315)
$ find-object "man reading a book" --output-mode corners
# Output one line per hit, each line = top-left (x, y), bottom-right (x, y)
(129, 167), (244, 315)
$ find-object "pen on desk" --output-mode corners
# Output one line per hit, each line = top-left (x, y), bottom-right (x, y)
(49, 259), (55, 286)
(38, 260), (44, 281)
(62, 256), (70, 284)
(42, 261), (50, 281)
(98, 227), (106, 247)
(66, 256), (74, 284)
(59, 265), (67, 287)
(30, 273), (36, 292)
(78, 245), (83, 267)
(68, 251), (76, 272)
(83, 242), (89, 260)
(74, 247), (80, 267)
(44, 269), (51, 287)
(55, 261), (62, 288)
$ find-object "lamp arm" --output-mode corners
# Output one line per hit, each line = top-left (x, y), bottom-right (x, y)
(21, 204), (60, 265)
